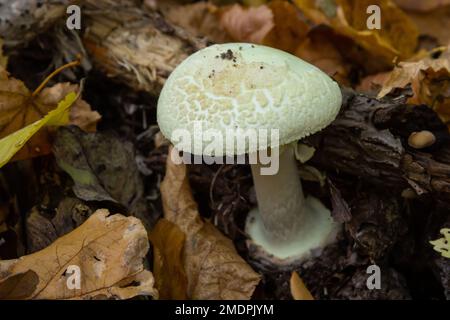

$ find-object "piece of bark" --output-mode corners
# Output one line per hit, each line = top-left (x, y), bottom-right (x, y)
(83, 1), (206, 95)
(0, 1), (140, 48)
(335, 267), (411, 300)
(306, 88), (450, 200)
(0, 0), (75, 48)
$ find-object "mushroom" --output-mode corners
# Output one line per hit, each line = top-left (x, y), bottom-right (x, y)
(157, 43), (342, 268)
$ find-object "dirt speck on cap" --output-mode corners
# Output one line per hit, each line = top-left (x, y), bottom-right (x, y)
(220, 49), (235, 61)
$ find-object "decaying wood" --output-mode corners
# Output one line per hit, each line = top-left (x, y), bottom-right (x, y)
(83, 2), (206, 95)
(0, 0), (76, 47)
(0, 0), (203, 96)
(307, 88), (450, 199)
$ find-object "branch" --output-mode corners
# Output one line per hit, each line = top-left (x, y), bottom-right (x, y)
(82, 2), (206, 95)
(307, 88), (450, 199)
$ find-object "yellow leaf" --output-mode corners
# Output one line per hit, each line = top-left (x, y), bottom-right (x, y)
(293, 0), (418, 64)
(0, 60), (100, 163)
(0, 209), (158, 299)
(290, 271), (314, 300)
(430, 228), (450, 259)
(0, 91), (77, 168)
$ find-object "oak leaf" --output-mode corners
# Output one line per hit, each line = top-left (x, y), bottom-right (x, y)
(293, 0), (418, 65)
(0, 209), (158, 300)
(378, 46), (450, 129)
(160, 147), (261, 300)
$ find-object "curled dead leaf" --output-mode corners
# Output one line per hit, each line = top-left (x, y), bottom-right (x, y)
(378, 46), (450, 129)
(160, 146), (261, 300)
(0, 209), (158, 300)
(294, 0), (419, 65)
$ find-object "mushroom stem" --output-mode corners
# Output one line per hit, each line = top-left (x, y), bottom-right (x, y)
(250, 144), (305, 243)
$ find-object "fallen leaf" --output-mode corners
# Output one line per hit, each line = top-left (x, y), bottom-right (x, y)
(148, 218), (188, 300)
(25, 197), (93, 253)
(293, 0), (419, 65)
(0, 91), (77, 168)
(161, 1), (231, 43)
(160, 146), (261, 299)
(394, 0), (450, 12)
(290, 271), (314, 300)
(0, 39), (7, 68)
(0, 209), (158, 300)
(294, 26), (351, 85)
(52, 126), (152, 230)
(0, 67), (100, 164)
(243, 0), (269, 6)
(357, 71), (390, 94)
(262, 0), (309, 53)
(220, 4), (274, 44)
(402, 6), (450, 47)
(220, 1), (308, 53)
(430, 228), (450, 258)
(378, 46), (450, 128)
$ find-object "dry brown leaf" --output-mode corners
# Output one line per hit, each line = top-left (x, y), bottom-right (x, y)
(394, 0), (450, 12)
(0, 209), (157, 300)
(262, 0), (309, 53)
(0, 39), (7, 68)
(161, 1), (231, 43)
(357, 71), (390, 94)
(148, 218), (188, 300)
(220, 4), (274, 44)
(160, 147), (261, 300)
(0, 68), (100, 162)
(403, 6), (450, 47)
(243, 0), (269, 6)
(290, 271), (314, 300)
(295, 27), (350, 85)
(378, 47), (450, 128)
(220, 1), (308, 53)
(294, 0), (419, 65)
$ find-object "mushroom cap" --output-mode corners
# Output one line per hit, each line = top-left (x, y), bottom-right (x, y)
(157, 43), (342, 156)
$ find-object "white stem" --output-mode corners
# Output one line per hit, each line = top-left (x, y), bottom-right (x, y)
(250, 145), (305, 243)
